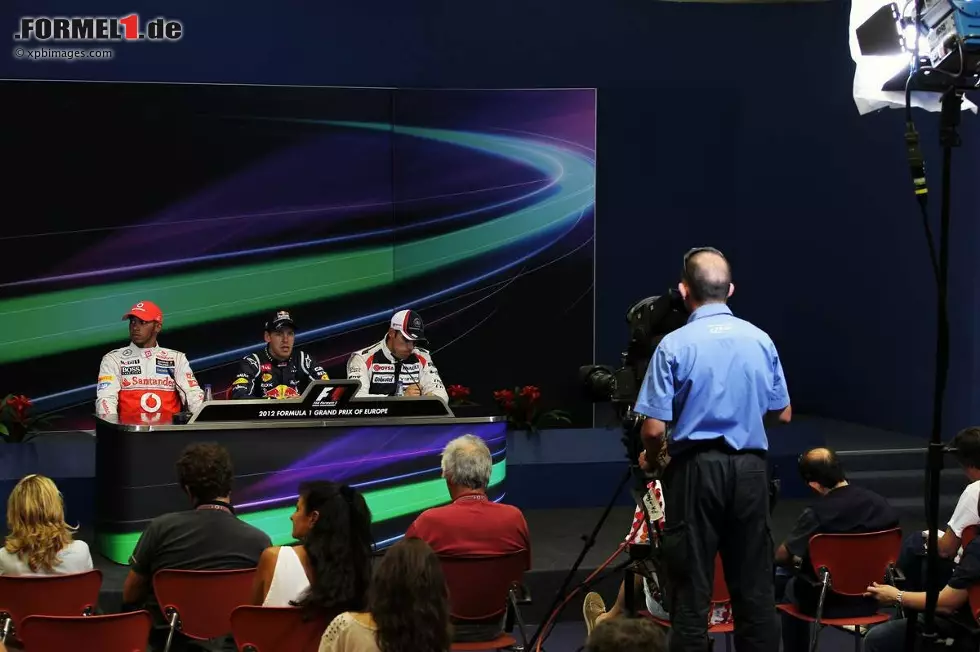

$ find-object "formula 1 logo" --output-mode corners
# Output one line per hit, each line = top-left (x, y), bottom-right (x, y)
(14, 14), (183, 42)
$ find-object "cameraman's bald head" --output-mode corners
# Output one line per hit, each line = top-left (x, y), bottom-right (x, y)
(681, 247), (733, 305)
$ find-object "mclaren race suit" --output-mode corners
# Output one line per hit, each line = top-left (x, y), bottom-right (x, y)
(346, 339), (448, 402)
(96, 344), (205, 424)
(230, 347), (330, 399)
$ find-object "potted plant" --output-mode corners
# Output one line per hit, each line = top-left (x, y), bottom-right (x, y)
(0, 394), (58, 443)
(492, 385), (571, 435)
(446, 384), (477, 407)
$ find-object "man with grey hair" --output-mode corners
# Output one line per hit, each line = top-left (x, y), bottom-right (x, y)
(406, 434), (530, 641)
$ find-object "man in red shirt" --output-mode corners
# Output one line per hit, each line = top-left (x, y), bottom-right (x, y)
(406, 434), (530, 640)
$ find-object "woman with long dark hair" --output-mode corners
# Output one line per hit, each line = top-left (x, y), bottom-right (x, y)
(319, 537), (451, 652)
(251, 481), (373, 622)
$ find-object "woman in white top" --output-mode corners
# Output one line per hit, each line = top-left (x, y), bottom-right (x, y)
(0, 474), (93, 576)
(250, 481), (373, 620)
(320, 538), (451, 652)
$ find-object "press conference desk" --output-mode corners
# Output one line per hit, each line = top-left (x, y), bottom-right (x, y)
(94, 380), (506, 565)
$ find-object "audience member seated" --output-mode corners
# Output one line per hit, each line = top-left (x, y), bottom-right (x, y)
(251, 481), (373, 623)
(582, 476), (732, 635)
(1, 474), (93, 576)
(899, 426), (980, 592)
(318, 538), (451, 652)
(864, 526), (980, 651)
(405, 434), (530, 641)
(775, 447), (899, 651)
(585, 617), (667, 652)
(122, 443), (271, 650)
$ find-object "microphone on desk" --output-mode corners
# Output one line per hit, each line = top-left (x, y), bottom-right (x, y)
(164, 367), (193, 425)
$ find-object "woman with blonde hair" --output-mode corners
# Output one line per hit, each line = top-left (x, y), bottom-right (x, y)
(1, 474), (92, 575)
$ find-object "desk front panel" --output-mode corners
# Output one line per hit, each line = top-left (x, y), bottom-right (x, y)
(95, 420), (507, 564)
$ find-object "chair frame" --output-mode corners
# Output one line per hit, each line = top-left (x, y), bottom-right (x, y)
(440, 551), (532, 652)
(778, 528), (903, 652)
(152, 567), (256, 652)
(0, 569), (102, 642)
(18, 610), (152, 652)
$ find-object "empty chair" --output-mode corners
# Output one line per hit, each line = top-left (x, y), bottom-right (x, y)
(18, 611), (152, 652)
(231, 605), (328, 652)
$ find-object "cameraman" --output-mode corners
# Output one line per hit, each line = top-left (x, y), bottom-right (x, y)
(636, 247), (791, 652)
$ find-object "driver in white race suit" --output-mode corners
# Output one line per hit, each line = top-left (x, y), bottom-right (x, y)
(347, 310), (448, 402)
(96, 301), (205, 424)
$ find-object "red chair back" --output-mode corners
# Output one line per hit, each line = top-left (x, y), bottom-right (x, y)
(808, 528), (902, 596)
(440, 551), (529, 621)
(153, 568), (256, 640)
(962, 525), (979, 548)
(18, 611), (152, 652)
(969, 582), (980, 625)
(231, 606), (328, 652)
(711, 554), (730, 603)
(0, 569), (102, 633)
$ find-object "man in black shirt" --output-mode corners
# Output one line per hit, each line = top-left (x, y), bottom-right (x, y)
(864, 536), (980, 651)
(776, 447), (899, 651)
(231, 309), (329, 399)
(122, 443), (271, 649)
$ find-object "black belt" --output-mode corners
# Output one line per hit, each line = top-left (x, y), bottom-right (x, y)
(671, 437), (767, 459)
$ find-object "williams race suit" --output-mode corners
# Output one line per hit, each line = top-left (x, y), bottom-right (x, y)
(346, 338), (448, 402)
(96, 344), (205, 424)
(231, 347), (329, 399)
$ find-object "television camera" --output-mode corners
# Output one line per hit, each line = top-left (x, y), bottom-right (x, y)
(579, 289), (689, 422)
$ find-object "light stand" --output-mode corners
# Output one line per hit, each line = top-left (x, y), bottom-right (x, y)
(908, 86), (963, 650)
(905, 80), (963, 652)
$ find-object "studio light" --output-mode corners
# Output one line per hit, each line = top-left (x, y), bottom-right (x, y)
(849, 0), (979, 113)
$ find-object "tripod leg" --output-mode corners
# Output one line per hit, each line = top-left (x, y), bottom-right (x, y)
(527, 467), (633, 651)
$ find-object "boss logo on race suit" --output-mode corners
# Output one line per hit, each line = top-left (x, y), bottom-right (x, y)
(371, 363), (395, 373)
(121, 365), (141, 375)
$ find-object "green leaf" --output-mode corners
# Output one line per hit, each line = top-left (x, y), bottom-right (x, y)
(0, 423), (8, 437)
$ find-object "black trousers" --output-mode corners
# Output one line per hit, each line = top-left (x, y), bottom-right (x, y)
(661, 443), (779, 652)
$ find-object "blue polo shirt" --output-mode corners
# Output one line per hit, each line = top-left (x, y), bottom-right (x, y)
(635, 303), (790, 454)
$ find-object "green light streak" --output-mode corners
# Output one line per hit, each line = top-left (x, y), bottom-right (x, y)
(97, 459), (506, 565)
(0, 124), (594, 364)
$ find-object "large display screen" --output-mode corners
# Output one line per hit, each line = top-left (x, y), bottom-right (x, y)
(2, 82), (597, 427)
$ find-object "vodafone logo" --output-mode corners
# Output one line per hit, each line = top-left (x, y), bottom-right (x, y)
(140, 392), (162, 413)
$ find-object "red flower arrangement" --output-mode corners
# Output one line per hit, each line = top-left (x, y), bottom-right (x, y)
(446, 384), (477, 407)
(493, 385), (571, 434)
(0, 394), (57, 443)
